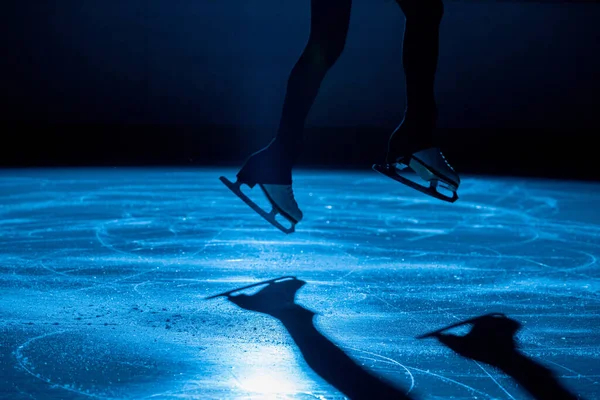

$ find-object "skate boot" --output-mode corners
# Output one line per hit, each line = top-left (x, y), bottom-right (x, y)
(220, 140), (303, 234)
(373, 114), (460, 203)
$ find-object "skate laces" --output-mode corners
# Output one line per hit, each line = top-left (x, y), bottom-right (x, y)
(439, 151), (455, 172)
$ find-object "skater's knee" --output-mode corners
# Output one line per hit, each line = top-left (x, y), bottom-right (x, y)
(397, 0), (444, 24)
(300, 40), (345, 72)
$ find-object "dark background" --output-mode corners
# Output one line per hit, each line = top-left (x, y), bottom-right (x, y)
(2, 0), (599, 179)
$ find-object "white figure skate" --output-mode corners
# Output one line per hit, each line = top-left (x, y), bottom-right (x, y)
(220, 176), (303, 234)
(373, 147), (460, 203)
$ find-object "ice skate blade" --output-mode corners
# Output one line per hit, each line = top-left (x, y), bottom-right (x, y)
(372, 163), (459, 203)
(219, 176), (296, 234)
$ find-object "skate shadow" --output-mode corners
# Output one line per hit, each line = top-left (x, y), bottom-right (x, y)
(418, 313), (579, 400)
(212, 276), (412, 399)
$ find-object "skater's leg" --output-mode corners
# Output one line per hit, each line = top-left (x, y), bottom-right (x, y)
(398, 0), (444, 123)
(225, 1), (353, 229)
(276, 0), (353, 158)
(376, 0), (459, 202)
(239, 0), (352, 185)
(388, 0), (444, 160)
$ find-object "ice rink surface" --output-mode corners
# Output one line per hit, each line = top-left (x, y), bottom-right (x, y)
(0, 168), (599, 399)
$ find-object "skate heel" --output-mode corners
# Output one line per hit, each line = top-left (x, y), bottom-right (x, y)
(234, 172), (257, 189)
(237, 179), (257, 189)
(220, 176), (257, 193)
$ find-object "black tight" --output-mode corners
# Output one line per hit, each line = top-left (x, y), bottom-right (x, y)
(276, 1), (352, 158)
(398, 0), (444, 123)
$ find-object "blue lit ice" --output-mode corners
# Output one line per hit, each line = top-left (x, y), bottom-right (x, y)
(1, 168), (598, 399)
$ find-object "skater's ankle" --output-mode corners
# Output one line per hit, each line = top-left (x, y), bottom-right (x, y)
(388, 130), (435, 161)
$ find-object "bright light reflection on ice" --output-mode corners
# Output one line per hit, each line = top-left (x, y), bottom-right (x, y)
(229, 344), (309, 396)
